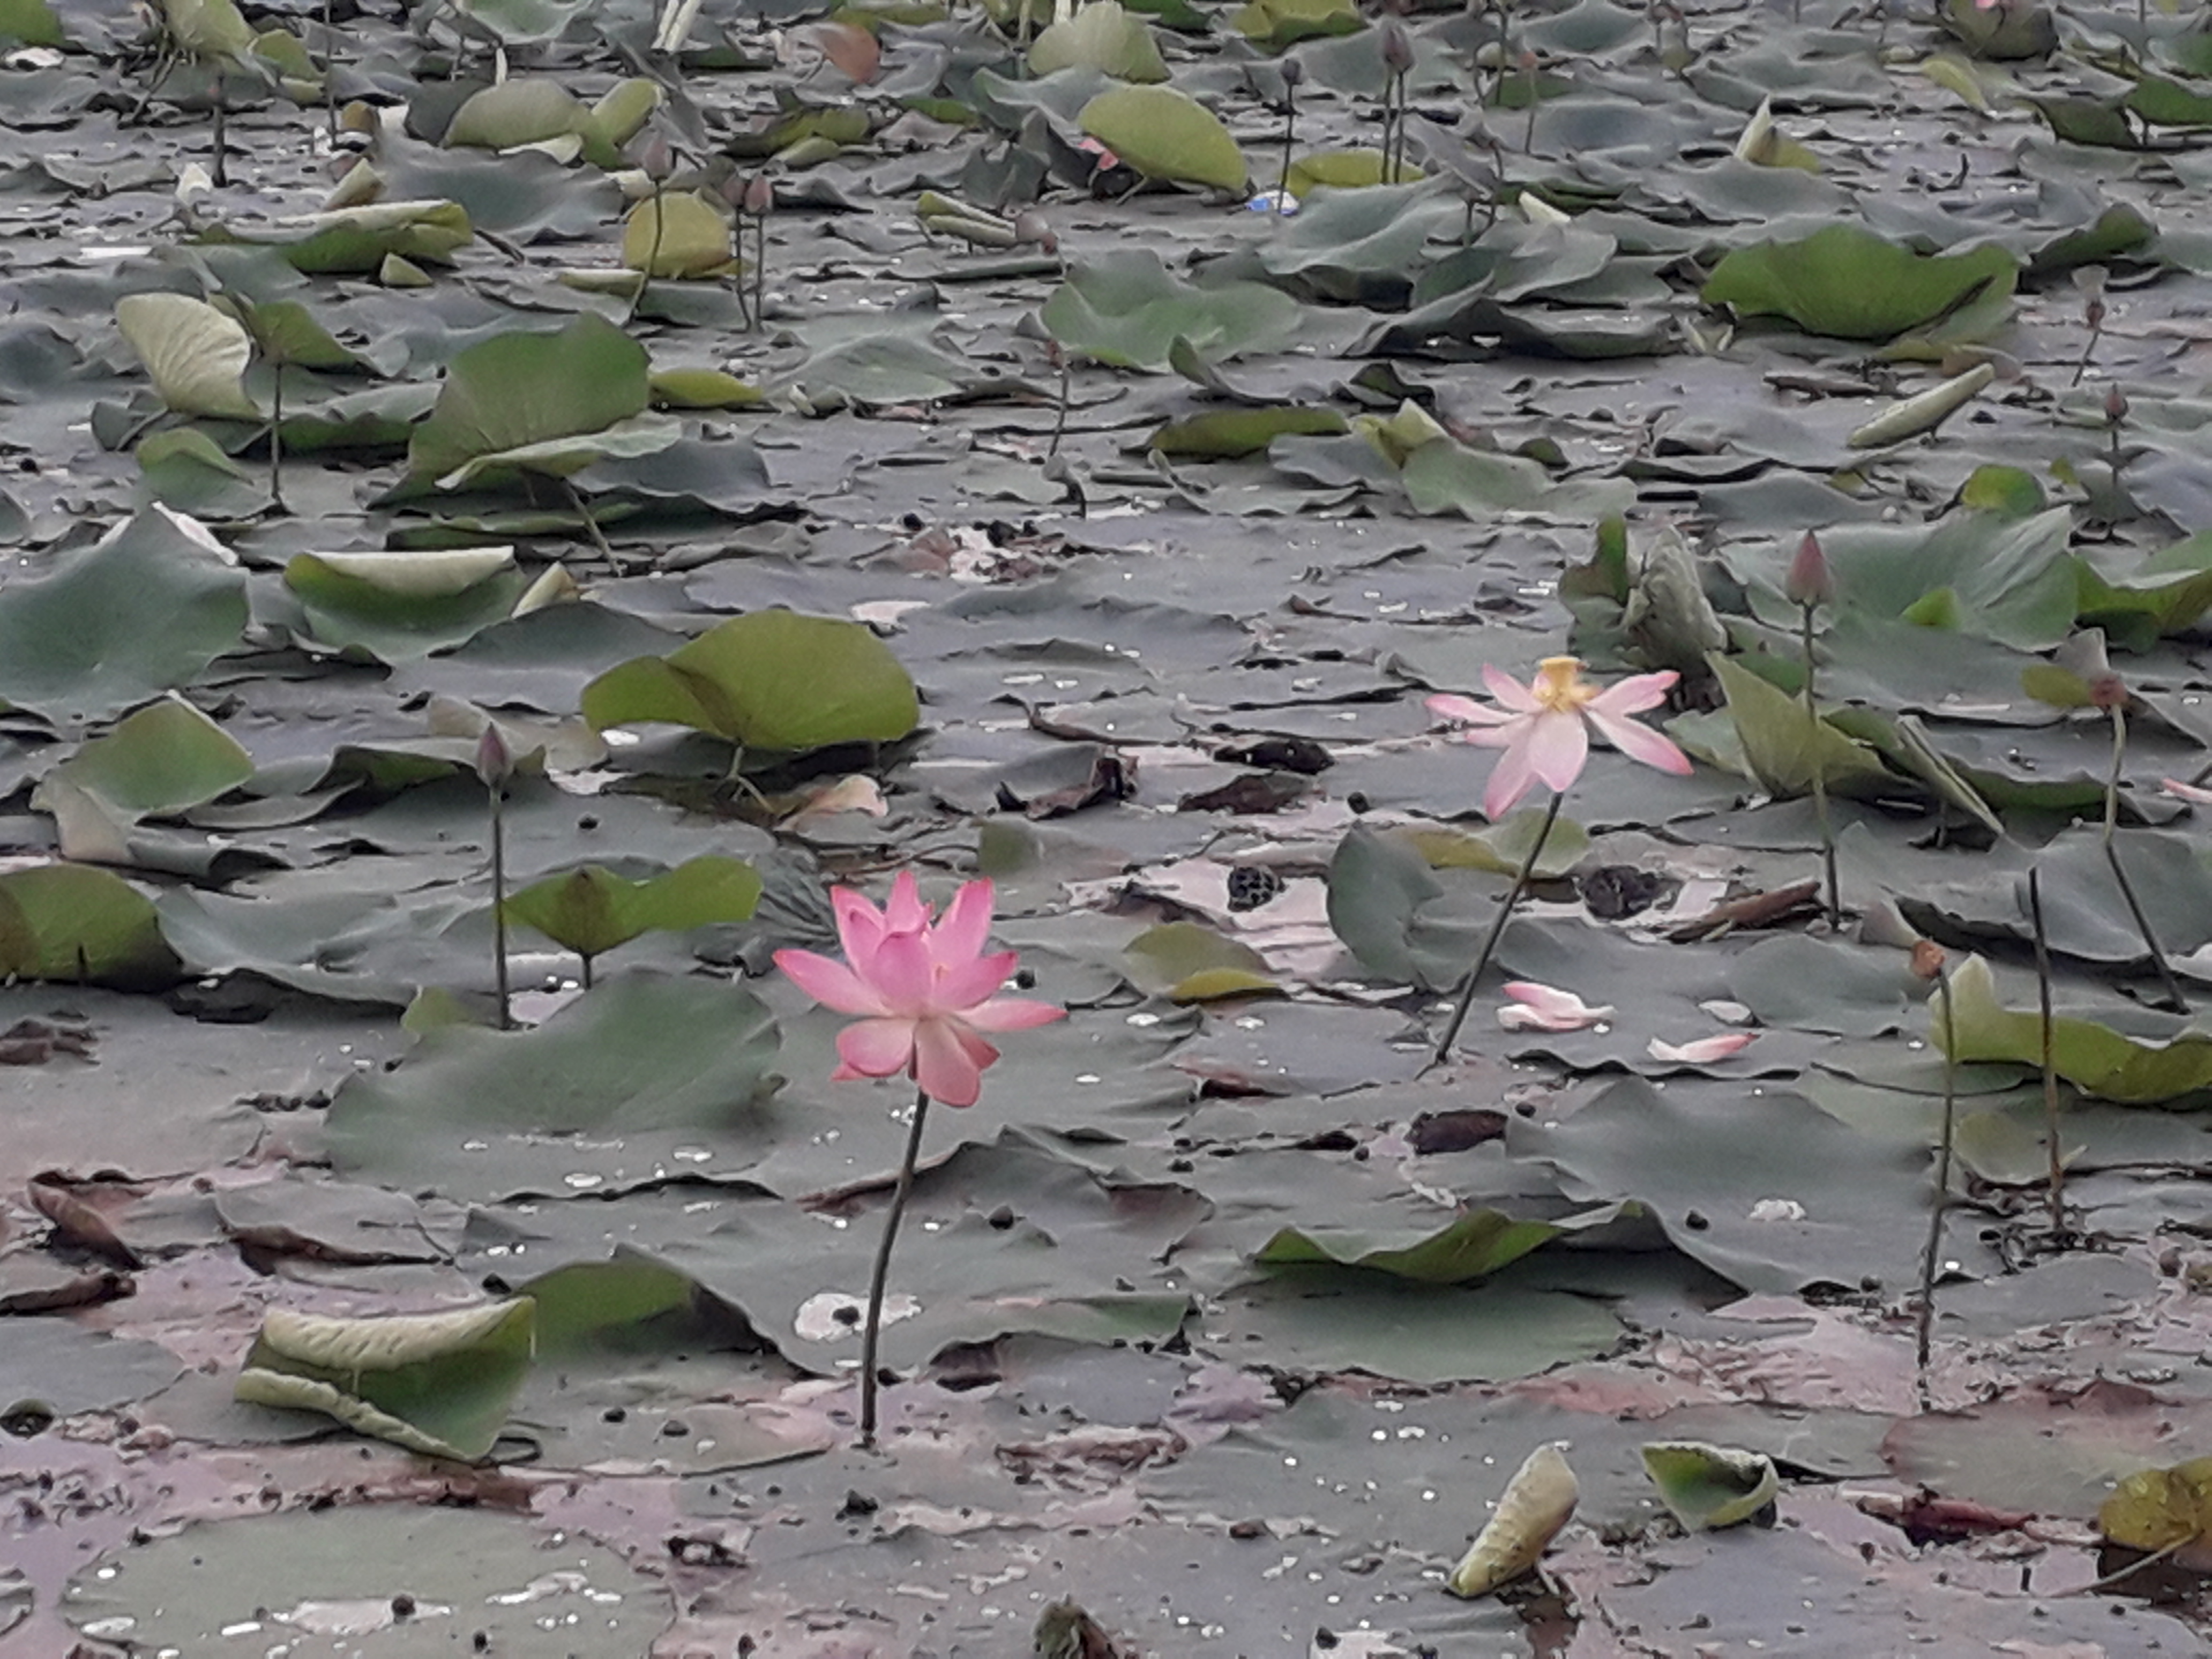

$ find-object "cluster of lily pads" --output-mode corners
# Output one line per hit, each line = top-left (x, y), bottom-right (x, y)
(7, 0), (2212, 1646)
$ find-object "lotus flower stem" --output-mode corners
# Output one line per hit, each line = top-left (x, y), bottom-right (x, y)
(323, 0), (337, 139)
(1047, 342), (1070, 459)
(2027, 868), (2065, 1235)
(1279, 78), (1297, 199)
(559, 479), (620, 570)
(859, 1087), (931, 1447)
(1431, 792), (1564, 1065)
(1799, 603), (1840, 926)
(1915, 960), (1958, 1396)
(485, 781), (512, 1030)
(2103, 705), (2188, 1013)
(627, 179), (666, 327)
(1521, 51), (1539, 154)
(266, 358), (287, 513)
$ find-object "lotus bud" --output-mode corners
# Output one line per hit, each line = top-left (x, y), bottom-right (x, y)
(2054, 626), (2126, 711)
(1280, 55), (1304, 87)
(2084, 295), (2105, 331)
(1380, 19), (1413, 75)
(1909, 939), (1946, 981)
(742, 171), (775, 216)
(2104, 385), (2128, 425)
(1784, 530), (1834, 609)
(1012, 209), (1055, 255)
(474, 723), (512, 789)
(631, 132), (676, 183)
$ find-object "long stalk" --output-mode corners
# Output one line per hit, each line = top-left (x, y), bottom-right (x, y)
(2028, 868), (2064, 1235)
(859, 1088), (932, 1448)
(2103, 705), (2188, 1013)
(488, 780), (511, 1030)
(1915, 964), (1958, 1398)
(1801, 601), (1840, 926)
(1430, 792), (1565, 1066)
(267, 358), (286, 512)
(627, 180), (666, 326)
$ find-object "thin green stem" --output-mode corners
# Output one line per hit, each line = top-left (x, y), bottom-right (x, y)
(2028, 868), (2064, 1236)
(1279, 85), (1296, 198)
(1915, 965), (1957, 1396)
(1430, 792), (1565, 1066)
(628, 180), (665, 326)
(1047, 352), (1070, 459)
(859, 1088), (932, 1448)
(752, 208), (767, 331)
(267, 359), (286, 513)
(1801, 601), (1840, 926)
(488, 782), (511, 1030)
(2103, 705), (2189, 1013)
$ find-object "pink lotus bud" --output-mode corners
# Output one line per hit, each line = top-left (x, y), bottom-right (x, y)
(1784, 530), (1834, 609)
(632, 133), (675, 183)
(1380, 20), (1413, 76)
(742, 173), (775, 216)
(474, 724), (511, 788)
(2104, 386), (2128, 424)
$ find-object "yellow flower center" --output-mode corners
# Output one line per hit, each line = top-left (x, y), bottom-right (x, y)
(1531, 656), (1595, 714)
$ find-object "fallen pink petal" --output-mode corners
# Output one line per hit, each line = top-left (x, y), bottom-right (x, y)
(1497, 981), (1616, 1032)
(1649, 1033), (1760, 1064)
(2161, 777), (2212, 806)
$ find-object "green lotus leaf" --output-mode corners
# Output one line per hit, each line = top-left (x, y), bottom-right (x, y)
(405, 312), (650, 489)
(581, 609), (918, 753)
(1641, 1441), (1781, 1530)
(0, 863), (178, 988)
(114, 293), (261, 421)
(502, 857), (763, 965)
(234, 1301), (535, 1460)
(1702, 223), (2019, 341)
(1937, 954), (2212, 1103)
(1079, 84), (1247, 192)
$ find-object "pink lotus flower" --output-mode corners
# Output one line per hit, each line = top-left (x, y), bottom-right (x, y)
(1428, 656), (1693, 820)
(1497, 981), (1614, 1032)
(1648, 1032), (1758, 1065)
(774, 872), (1063, 1107)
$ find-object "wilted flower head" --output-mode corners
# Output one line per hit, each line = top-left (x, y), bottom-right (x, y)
(1428, 656), (1693, 820)
(774, 873), (1063, 1107)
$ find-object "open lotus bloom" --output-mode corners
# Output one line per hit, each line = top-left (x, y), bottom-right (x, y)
(774, 872), (1063, 1107)
(1648, 1032), (1758, 1064)
(1497, 981), (1614, 1032)
(1428, 656), (1693, 820)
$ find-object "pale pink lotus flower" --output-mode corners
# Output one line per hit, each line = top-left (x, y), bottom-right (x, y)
(1497, 981), (1614, 1032)
(1648, 1032), (1759, 1064)
(1428, 656), (1694, 820)
(774, 872), (1064, 1107)
(2162, 778), (2212, 806)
